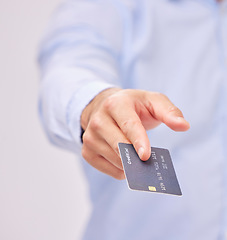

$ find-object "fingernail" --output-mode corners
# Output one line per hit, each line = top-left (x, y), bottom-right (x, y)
(138, 147), (144, 159)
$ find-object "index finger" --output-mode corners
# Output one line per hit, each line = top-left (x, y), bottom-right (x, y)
(104, 98), (151, 161)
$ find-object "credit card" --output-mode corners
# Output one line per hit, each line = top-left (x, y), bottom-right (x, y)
(118, 143), (182, 196)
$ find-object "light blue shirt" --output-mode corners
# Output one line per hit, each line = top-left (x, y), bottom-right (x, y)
(38, 0), (227, 239)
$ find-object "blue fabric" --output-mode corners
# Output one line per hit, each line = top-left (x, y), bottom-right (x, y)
(38, 0), (227, 239)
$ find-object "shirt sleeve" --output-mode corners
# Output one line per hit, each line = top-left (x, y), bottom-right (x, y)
(38, 0), (126, 154)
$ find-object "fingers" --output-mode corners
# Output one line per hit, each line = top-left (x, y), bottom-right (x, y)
(83, 129), (123, 170)
(110, 108), (151, 161)
(84, 113), (132, 169)
(81, 89), (190, 180)
(103, 93), (151, 161)
(102, 91), (190, 161)
(87, 113), (130, 156)
(81, 144), (125, 180)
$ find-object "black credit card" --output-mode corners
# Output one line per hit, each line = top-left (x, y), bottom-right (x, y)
(118, 143), (182, 196)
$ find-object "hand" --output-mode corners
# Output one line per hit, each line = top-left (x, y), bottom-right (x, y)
(80, 88), (190, 180)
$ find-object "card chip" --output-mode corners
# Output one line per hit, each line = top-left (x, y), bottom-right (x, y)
(148, 186), (157, 192)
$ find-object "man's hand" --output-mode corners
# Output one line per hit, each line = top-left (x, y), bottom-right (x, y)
(80, 88), (190, 180)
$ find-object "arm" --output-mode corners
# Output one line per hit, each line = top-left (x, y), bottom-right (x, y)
(39, 0), (190, 179)
(38, 0), (124, 153)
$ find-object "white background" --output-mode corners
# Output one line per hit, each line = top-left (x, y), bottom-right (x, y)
(0, 0), (91, 239)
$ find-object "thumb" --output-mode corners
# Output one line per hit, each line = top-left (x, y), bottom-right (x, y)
(148, 93), (190, 131)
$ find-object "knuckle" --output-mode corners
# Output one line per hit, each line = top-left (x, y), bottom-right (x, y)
(121, 119), (140, 134)
(168, 105), (183, 116)
(103, 96), (118, 112)
(82, 132), (93, 146)
(89, 114), (102, 130)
